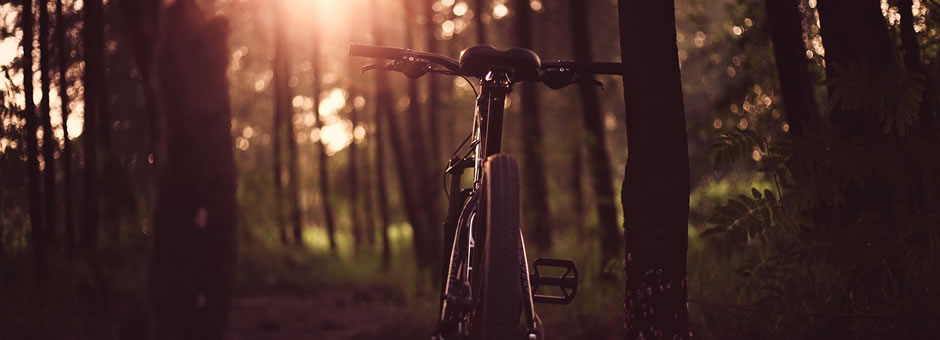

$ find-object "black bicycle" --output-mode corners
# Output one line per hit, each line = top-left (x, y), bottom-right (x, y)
(350, 43), (622, 340)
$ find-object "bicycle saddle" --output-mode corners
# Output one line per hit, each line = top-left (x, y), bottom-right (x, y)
(459, 45), (541, 80)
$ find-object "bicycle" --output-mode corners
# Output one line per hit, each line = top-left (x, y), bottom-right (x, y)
(349, 43), (623, 340)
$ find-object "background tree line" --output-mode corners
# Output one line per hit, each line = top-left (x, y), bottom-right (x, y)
(0, 0), (937, 339)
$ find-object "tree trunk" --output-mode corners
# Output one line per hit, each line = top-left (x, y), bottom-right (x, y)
(312, 29), (338, 252)
(56, 0), (76, 255)
(619, 0), (691, 338)
(149, 2), (237, 339)
(347, 85), (365, 255)
(816, 0), (893, 137)
(23, 0), (47, 280)
(402, 0), (436, 278)
(272, 0), (304, 246)
(569, 0), (621, 273)
(422, 0), (444, 285)
(898, 0), (931, 125)
(765, 0), (818, 136)
(370, 0), (393, 269)
(474, 0), (487, 44)
(514, 0), (551, 250)
(898, 0), (923, 73)
(270, 3), (287, 245)
(81, 0), (102, 256)
(39, 0), (58, 247)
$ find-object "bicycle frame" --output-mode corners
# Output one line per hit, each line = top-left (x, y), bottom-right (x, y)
(437, 69), (540, 339)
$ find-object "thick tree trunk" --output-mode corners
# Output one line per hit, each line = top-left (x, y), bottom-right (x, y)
(765, 0), (818, 136)
(23, 0), (47, 279)
(312, 30), (338, 252)
(370, 0), (393, 269)
(619, 1), (691, 338)
(149, 2), (237, 339)
(898, 0), (923, 73)
(272, 0), (304, 245)
(39, 0), (58, 246)
(514, 0), (551, 250)
(569, 0), (621, 273)
(402, 0), (437, 278)
(56, 0), (76, 255)
(81, 0), (102, 256)
(898, 0), (932, 125)
(816, 0), (893, 137)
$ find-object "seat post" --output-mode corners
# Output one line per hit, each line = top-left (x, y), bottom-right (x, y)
(481, 71), (511, 158)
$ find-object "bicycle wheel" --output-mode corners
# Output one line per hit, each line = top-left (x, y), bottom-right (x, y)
(476, 153), (523, 340)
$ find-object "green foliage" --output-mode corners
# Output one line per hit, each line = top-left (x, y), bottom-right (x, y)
(711, 128), (766, 172)
(702, 59), (940, 337)
(825, 62), (926, 136)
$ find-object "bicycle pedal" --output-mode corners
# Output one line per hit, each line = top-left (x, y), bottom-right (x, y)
(529, 258), (578, 304)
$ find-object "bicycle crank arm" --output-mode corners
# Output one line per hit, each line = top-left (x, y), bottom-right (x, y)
(529, 258), (578, 304)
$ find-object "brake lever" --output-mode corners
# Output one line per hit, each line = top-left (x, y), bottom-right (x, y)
(586, 78), (605, 90)
(541, 69), (579, 89)
(361, 62), (392, 74)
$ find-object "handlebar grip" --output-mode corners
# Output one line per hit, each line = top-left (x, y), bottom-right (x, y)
(348, 43), (409, 60)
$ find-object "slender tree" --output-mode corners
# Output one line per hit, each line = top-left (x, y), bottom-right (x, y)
(81, 0), (103, 256)
(619, 0), (691, 337)
(270, 1), (287, 245)
(149, 2), (237, 338)
(401, 0), (437, 277)
(568, 0), (620, 273)
(370, 0), (393, 268)
(514, 0), (552, 250)
(765, 0), (818, 136)
(56, 0), (76, 254)
(312, 27), (338, 252)
(23, 0), (47, 278)
(347, 82), (365, 254)
(272, 0), (304, 245)
(474, 0), (488, 44)
(39, 0), (57, 246)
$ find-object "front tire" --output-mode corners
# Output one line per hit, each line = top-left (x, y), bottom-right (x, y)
(477, 154), (523, 340)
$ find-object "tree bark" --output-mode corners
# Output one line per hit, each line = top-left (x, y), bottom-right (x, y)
(569, 0), (621, 273)
(270, 2), (287, 245)
(898, 0), (923, 73)
(81, 0), (102, 256)
(149, 2), (237, 339)
(370, 0), (393, 269)
(474, 0), (487, 44)
(619, 0), (691, 338)
(23, 0), (47, 279)
(56, 0), (76, 255)
(815, 0), (893, 137)
(312, 29), (338, 252)
(765, 0), (818, 136)
(347, 85), (365, 254)
(402, 0), (437, 278)
(514, 0), (552, 250)
(39, 0), (58, 246)
(272, 0), (304, 246)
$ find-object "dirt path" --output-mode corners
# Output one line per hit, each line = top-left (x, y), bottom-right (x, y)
(225, 285), (434, 340)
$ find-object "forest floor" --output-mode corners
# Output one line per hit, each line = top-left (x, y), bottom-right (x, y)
(225, 285), (436, 340)
(225, 239), (623, 340)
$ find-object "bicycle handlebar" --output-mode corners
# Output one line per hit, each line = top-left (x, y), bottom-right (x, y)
(348, 43), (623, 79)
(349, 43), (461, 72)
